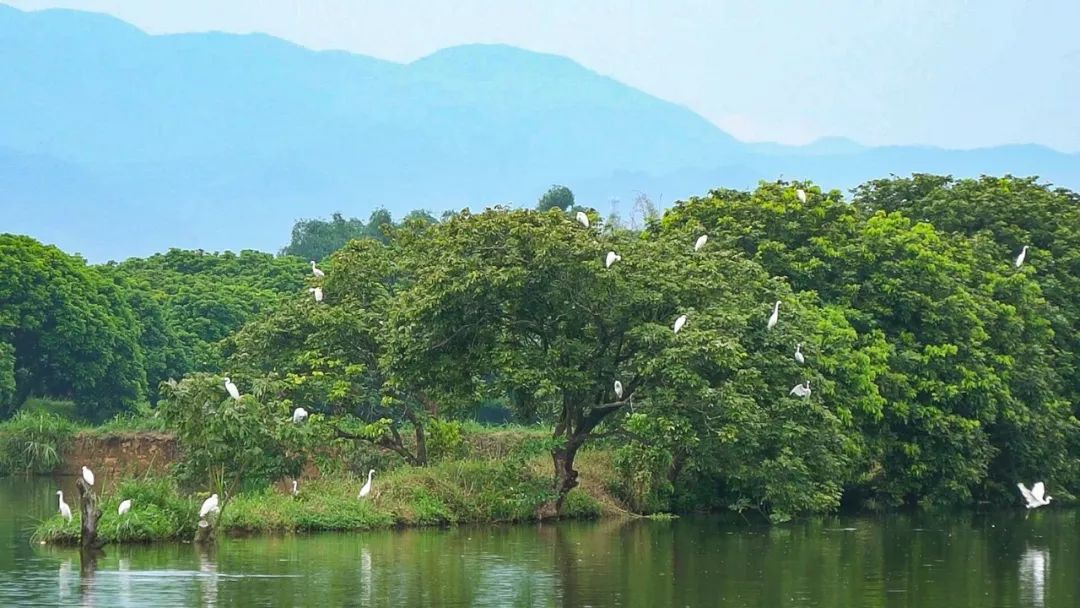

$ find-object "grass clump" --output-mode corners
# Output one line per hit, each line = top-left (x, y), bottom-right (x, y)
(0, 411), (78, 475)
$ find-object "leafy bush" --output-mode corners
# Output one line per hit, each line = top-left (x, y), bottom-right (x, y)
(0, 411), (78, 474)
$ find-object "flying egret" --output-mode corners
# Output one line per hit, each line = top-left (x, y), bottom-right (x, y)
(767, 301), (781, 330)
(1017, 482), (1052, 509)
(292, 407), (309, 423)
(789, 381), (811, 398)
(309, 287), (323, 302)
(605, 251), (621, 269)
(794, 343), (805, 365)
(359, 469), (375, 499)
(796, 188), (807, 203)
(673, 314), (688, 334)
(576, 211), (590, 228)
(224, 377), (240, 401)
(291, 479), (299, 497)
(694, 234), (708, 251)
(1015, 245), (1029, 268)
(310, 261), (325, 278)
(199, 494), (220, 519)
(81, 465), (95, 486)
(118, 499), (132, 516)
(614, 380), (624, 400)
(57, 490), (72, 522)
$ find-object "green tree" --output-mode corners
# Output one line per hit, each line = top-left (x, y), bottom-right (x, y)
(537, 185), (575, 212)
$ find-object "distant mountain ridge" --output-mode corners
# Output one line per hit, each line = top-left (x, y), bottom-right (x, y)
(2, 4), (1077, 261)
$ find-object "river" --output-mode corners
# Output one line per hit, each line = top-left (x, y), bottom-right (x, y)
(0, 476), (1075, 606)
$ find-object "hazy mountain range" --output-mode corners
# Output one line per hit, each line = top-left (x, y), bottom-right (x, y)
(2, 4), (1077, 261)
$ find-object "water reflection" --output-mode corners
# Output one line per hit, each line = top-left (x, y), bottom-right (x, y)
(1020, 547), (1049, 607)
(359, 546), (371, 605)
(198, 549), (218, 607)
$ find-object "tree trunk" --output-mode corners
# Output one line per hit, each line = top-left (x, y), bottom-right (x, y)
(194, 512), (218, 545)
(75, 477), (103, 551)
(537, 442), (581, 520)
(414, 422), (428, 466)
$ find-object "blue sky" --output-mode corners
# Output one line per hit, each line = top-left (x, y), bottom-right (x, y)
(9, 0), (1079, 151)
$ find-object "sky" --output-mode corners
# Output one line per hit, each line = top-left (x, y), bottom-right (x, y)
(8, 0), (1080, 152)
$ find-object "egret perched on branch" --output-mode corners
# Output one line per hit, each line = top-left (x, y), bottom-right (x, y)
(605, 251), (621, 269)
(576, 211), (590, 228)
(796, 188), (807, 203)
(673, 314), (688, 334)
(118, 499), (132, 516)
(309, 287), (323, 302)
(310, 261), (325, 278)
(767, 301), (781, 330)
(81, 466), (95, 486)
(614, 380), (624, 400)
(199, 494), (220, 519)
(224, 377), (240, 401)
(1017, 482), (1052, 509)
(359, 469), (375, 499)
(57, 490), (72, 522)
(694, 234), (708, 251)
(789, 381), (811, 398)
(1015, 245), (1029, 268)
(794, 343), (805, 365)
(292, 407), (309, 423)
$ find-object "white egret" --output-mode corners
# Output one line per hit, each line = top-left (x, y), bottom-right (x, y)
(694, 234), (708, 251)
(794, 343), (805, 365)
(1017, 482), (1052, 509)
(309, 287), (323, 302)
(358, 469), (375, 499)
(291, 479), (299, 497)
(605, 251), (621, 268)
(614, 380), (624, 400)
(199, 493), (220, 519)
(310, 260), (325, 278)
(789, 381), (811, 398)
(81, 465), (95, 486)
(576, 211), (590, 228)
(57, 490), (72, 522)
(118, 499), (132, 516)
(224, 377), (240, 401)
(796, 188), (807, 203)
(292, 407), (309, 423)
(767, 301), (781, 330)
(673, 314), (688, 334)
(1015, 245), (1029, 268)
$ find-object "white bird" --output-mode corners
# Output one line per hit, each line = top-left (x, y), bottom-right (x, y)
(81, 465), (95, 486)
(199, 493), (220, 519)
(605, 251), (621, 268)
(310, 260), (325, 278)
(694, 234), (708, 251)
(1015, 245), (1029, 268)
(673, 314), (688, 334)
(118, 499), (132, 516)
(291, 479), (299, 497)
(57, 490), (72, 522)
(292, 407), (309, 423)
(1017, 482), (1052, 509)
(309, 287), (323, 302)
(614, 380), (624, 400)
(576, 211), (590, 228)
(767, 301), (781, 330)
(224, 377), (240, 401)
(789, 381), (812, 398)
(794, 343), (805, 365)
(796, 188), (807, 203)
(358, 469), (375, 499)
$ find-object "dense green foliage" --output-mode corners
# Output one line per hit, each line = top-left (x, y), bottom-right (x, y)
(536, 185), (576, 212)
(0, 411), (78, 474)
(281, 209), (437, 261)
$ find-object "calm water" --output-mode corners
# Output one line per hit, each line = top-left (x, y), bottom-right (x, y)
(1, 476), (1076, 607)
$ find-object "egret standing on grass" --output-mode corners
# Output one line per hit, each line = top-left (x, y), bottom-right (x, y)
(309, 287), (323, 302)
(292, 407), (309, 423)
(673, 314), (688, 334)
(81, 466), (95, 486)
(605, 251), (621, 269)
(694, 234), (708, 251)
(310, 261), (325, 278)
(291, 479), (299, 497)
(767, 301), (781, 330)
(796, 188), (807, 204)
(1015, 245), (1029, 268)
(57, 490), (72, 522)
(199, 494), (220, 519)
(224, 377), (240, 401)
(118, 499), (132, 516)
(576, 211), (590, 228)
(359, 469), (375, 499)
(790, 381), (812, 398)
(794, 343), (805, 365)
(614, 380), (624, 400)
(1017, 482), (1052, 509)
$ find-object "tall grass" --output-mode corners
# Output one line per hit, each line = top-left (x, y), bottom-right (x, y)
(0, 411), (78, 475)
